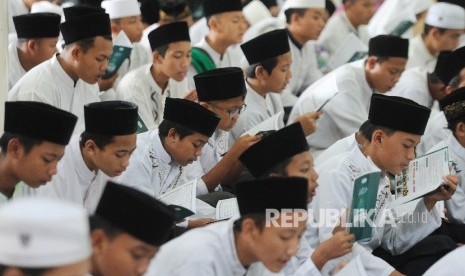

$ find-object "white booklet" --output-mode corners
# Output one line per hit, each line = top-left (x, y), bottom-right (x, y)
(328, 33), (368, 70)
(158, 179), (197, 214)
(334, 255), (368, 276)
(241, 111), (284, 137)
(215, 198), (239, 220)
(387, 147), (450, 214)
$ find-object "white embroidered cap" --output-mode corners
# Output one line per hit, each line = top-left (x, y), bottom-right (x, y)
(0, 198), (91, 268)
(243, 0), (272, 26)
(282, 0), (325, 11)
(101, 0), (141, 19)
(426, 2), (465, 29)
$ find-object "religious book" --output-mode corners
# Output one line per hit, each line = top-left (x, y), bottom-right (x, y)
(159, 180), (197, 220)
(387, 147), (450, 216)
(348, 171), (381, 242)
(215, 198), (239, 220)
(389, 20), (415, 37)
(334, 255), (368, 276)
(136, 115), (149, 134)
(102, 31), (132, 79)
(241, 111), (284, 137)
(328, 33), (368, 70)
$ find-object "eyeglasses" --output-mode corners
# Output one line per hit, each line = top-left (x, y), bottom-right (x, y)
(209, 103), (247, 118)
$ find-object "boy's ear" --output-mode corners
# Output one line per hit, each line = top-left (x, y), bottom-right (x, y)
(6, 138), (24, 159)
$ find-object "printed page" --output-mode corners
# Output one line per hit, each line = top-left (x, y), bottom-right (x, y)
(328, 33), (368, 70)
(241, 111), (284, 137)
(216, 198), (239, 220)
(388, 147), (450, 211)
(158, 179), (197, 212)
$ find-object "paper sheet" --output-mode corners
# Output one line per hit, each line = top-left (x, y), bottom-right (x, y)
(215, 198), (239, 220)
(241, 111), (283, 137)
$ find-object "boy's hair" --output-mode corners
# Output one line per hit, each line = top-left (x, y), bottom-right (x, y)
(360, 122), (396, 141)
(64, 35), (113, 53)
(427, 72), (443, 85)
(259, 156), (293, 178)
(284, 8), (307, 24)
(448, 73), (462, 89)
(233, 213), (266, 232)
(245, 56), (279, 78)
(153, 44), (170, 57)
(90, 215), (123, 240)
(158, 120), (195, 139)
(365, 56), (391, 65)
(79, 132), (115, 150)
(0, 132), (43, 154)
(423, 24), (447, 36)
(447, 116), (465, 132)
(111, 18), (121, 25)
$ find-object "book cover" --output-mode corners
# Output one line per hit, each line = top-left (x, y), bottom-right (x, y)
(348, 171), (381, 242)
(102, 31), (133, 79)
(389, 20), (414, 37)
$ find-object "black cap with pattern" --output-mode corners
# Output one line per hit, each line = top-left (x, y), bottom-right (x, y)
(96, 182), (176, 247)
(84, 101), (138, 135)
(241, 29), (290, 65)
(4, 102), (77, 145)
(235, 177), (308, 216)
(14, 13), (61, 38)
(368, 35), (409, 59)
(369, 94), (431, 135)
(194, 67), (246, 102)
(440, 87), (465, 121)
(239, 123), (309, 178)
(163, 98), (220, 137)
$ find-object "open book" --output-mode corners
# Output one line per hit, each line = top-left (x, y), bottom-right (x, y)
(328, 33), (368, 70)
(348, 171), (381, 242)
(158, 180), (197, 220)
(102, 31), (133, 79)
(216, 198), (239, 220)
(241, 111), (284, 137)
(389, 20), (414, 37)
(387, 147), (450, 215)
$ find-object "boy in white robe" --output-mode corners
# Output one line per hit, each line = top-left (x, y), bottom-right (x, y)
(8, 6), (113, 135)
(147, 177), (309, 276)
(9, 13), (60, 89)
(117, 22), (191, 131)
(89, 181), (176, 276)
(0, 198), (91, 276)
(314, 94), (458, 275)
(30, 101), (138, 213)
(0, 102), (77, 204)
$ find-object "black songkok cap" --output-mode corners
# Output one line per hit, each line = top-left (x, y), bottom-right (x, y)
(235, 177), (308, 216)
(96, 182), (176, 247)
(60, 8), (111, 45)
(203, 0), (242, 17)
(440, 87), (465, 121)
(368, 35), (409, 59)
(4, 101), (77, 145)
(194, 67), (246, 102)
(14, 13), (61, 38)
(163, 98), (220, 137)
(84, 101), (138, 135)
(369, 94), (431, 135)
(434, 46), (465, 85)
(148, 21), (190, 51)
(241, 29), (290, 65)
(239, 123), (309, 178)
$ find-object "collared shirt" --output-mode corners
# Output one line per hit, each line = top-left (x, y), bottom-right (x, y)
(281, 34), (322, 107)
(8, 41), (27, 89)
(315, 133), (357, 168)
(230, 81), (284, 144)
(387, 67), (432, 108)
(317, 12), (370, 57)
(429, 133), (465, 224)
(423, 246), (465, 275)
(116, 64), (189, 130)
(8, 54), (101, 135)
(314, 145), (442, 255)
(406, 35), (437, 72)
(187, 37), (243, 89)
(146, 219), (248, 276)
(417, 111), (450, 156)
(184, 128), (229, 195)
(23, 135), (110, 213)
(116, 129), (183, 197)
(289, 60), (371, 156)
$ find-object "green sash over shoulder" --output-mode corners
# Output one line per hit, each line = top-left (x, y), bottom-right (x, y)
(191, 47), (216, 73)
